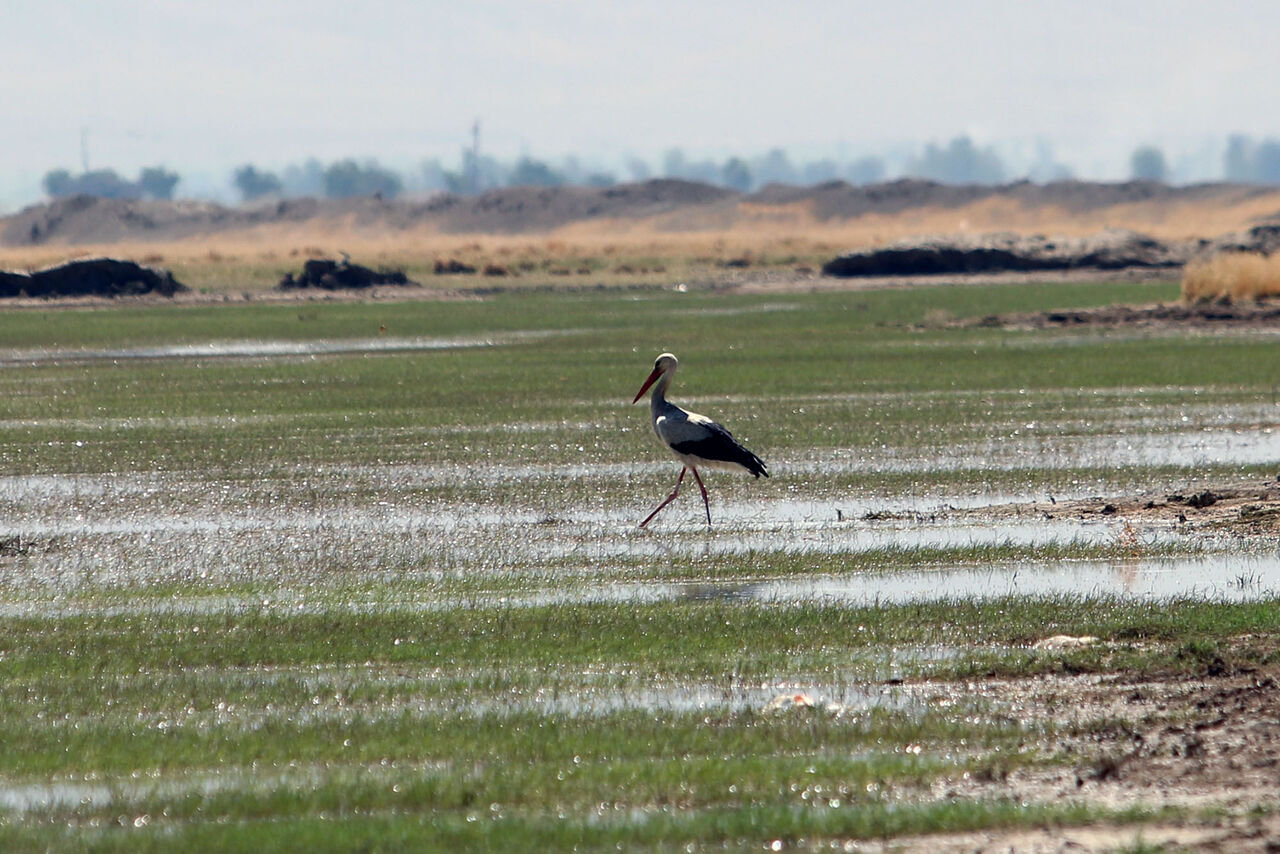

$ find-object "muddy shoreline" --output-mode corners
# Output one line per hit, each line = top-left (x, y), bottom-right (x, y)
(969, 478), (1280, 535)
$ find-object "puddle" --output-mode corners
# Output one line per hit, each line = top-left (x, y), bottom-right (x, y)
(990, 429), (1280, 470)
(0, 329), (562, 365)
(591, 553), (1280, 605)
(789, 427), (1280, 475)
(0, 769), (336, 816)
(459, 677), (926, 718)
(17, 546), (1271, 621)
(0, 782), (116, 814)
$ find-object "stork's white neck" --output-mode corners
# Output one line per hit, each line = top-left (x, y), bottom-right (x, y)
(649, 367), (675, 412)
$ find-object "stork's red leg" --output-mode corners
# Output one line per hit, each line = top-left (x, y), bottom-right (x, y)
(639, 467), (686, 528)
(691, 466), (711, 527)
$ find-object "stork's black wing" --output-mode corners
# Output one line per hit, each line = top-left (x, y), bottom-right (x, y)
(670, 419), (769, 478)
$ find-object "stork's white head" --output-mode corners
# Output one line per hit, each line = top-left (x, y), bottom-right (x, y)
(653, 352), (678, 372)
(632, 352), (679, 403)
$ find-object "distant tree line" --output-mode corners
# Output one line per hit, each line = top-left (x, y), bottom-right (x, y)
(908, 137), (1006, 184)
(1224, 135), (1280, 184)
(40, 134), (1280, 207)
(42, 166), (180, 200)
(233, 158), (403, 201)
(1129, 145), (1168, 181)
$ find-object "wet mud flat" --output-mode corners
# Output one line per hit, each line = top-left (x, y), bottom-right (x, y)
(920, 476), (1280, 537)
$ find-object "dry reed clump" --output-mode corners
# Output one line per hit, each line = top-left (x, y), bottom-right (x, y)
(1182, 252), (1280, 302)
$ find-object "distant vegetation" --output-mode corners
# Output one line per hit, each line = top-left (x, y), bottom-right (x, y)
(33, 133), (1280, 206)
(1129, 145), (1168, 182)
(322, 159), (404, 199)
(1224, 134), (1280, 184)
(231, 164), (282, 201)
(42, 166), (180, 200)
(909, 137), (1006, 184)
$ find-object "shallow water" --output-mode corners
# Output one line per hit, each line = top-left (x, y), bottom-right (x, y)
(547, 553), (1280, 606)
(0, 330), (561, 365)
(0, 399), (1276, 599)
(788, 426), (1280, 475)
(0, 486), (1132, 591)
(0, 782), (116, 815)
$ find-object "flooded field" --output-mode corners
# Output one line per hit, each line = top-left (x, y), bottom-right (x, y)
(4, 281), (1280, 850)
(0, 444), (1272, 601)
(1, 384), (1276, 603)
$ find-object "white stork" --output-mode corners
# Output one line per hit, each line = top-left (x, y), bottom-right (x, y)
(631, 352), (768, 527)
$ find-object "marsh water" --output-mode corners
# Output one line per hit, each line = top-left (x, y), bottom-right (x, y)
(2, 412), (1276, 606)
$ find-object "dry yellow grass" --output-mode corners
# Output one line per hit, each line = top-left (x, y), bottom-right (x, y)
(0, 226), (842, 294)
(2, 186), (1278, 295)
(1182, 252), (1280, 301)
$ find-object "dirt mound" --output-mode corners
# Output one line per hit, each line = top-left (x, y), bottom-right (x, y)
(1005, 178), (1272, 212)
(751, 178), (1280, 221)
(0, 257), (186, 298)
(400, 179), (737, 233)
(0, 180), (738, 244)
(0, 194), (316, 245)
(1203, 222), (1280, 256)
(6, 179), (1280, 250)
(822, 229), (1189, 277)
(277, 256), (416, 291)
(750, 178), (1005, 219)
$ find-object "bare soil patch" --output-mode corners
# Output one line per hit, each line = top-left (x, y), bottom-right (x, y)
(872, 667), (1280, 852)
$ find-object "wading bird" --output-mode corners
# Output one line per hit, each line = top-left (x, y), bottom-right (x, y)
(631, 353), (768, 527)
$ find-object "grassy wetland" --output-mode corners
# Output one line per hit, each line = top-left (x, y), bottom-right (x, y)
(4, 273), (1280, 850)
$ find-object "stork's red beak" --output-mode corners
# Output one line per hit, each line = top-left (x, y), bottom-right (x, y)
(632, 367), (662, 404)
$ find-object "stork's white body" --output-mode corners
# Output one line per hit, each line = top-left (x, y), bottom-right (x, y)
(632, 353), (767, 527)
(650, 398), (759, 474)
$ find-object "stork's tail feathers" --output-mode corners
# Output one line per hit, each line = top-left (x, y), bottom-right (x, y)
(739, 447), (769, 479)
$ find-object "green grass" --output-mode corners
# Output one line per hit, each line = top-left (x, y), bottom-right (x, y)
(3, 275), (1280, 847)
(0, 594), (1259, 846)
(1, 801), (1168, 853)
(0, 274), (1227, 470)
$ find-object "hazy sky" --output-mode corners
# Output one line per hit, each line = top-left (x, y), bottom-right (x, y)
(5, 0), (1280, 207)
